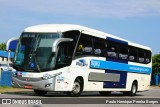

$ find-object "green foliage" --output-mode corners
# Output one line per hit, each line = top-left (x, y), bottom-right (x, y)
(152, 54), (160, 74)
(0, 42), (6, 50)
(0, 86), (12, 88)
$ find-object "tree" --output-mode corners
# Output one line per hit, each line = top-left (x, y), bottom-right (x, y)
(0, 42), (6, 50)
(152, 54), (160, 74)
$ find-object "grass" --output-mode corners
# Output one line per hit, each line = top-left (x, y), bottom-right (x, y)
(0, 86), (32, 93)
(0, 86), (11, 88)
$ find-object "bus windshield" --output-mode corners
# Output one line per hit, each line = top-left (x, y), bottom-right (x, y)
(13, 33), (60, 72)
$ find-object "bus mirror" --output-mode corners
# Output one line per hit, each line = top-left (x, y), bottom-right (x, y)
(6, 37), (19, 51)
(52, 38), (73, 52)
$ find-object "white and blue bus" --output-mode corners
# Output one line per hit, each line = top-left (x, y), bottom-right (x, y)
(11, 24), (152, 96)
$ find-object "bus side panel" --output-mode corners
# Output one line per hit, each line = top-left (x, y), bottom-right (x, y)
(125, 73), (151, 91)
(103, 70), (127, 88)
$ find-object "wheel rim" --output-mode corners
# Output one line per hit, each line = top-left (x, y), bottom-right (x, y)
(72, 81), (80, 94)
(132, 85), (136, 94)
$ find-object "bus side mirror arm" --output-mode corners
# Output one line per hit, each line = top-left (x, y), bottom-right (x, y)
(6, 37), (19, 51)
(52, 38), (73, 52)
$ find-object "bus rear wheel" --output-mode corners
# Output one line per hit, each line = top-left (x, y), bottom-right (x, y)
(68, 79), (82, 97)
(34, 89), (47, 96)
(130, 83), (137, 96)
(123, 82), (137, 96)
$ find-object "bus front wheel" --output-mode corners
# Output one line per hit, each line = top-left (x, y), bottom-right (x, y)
(34, 89), (47, 96)
(68, 79), (82, 97)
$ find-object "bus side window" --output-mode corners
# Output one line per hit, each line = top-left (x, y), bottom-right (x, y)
(129, 47), (137, 62)
(138, 49), (145, 63)
(145, 50), (151, 64)
(75, 34), (93, 56)
(84, 45), (93, 55)
(119, 45), (128, 60)
(106, 42), (118, 58)
(93, 38), (105, 56)
(77, 44), (84, 54)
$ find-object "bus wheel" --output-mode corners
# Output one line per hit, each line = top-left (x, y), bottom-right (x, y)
(99, 91), (111, 96)
(123, 82), (137, 96)
(130, 83), (137, 96)
(34, 89), (47, 96)
(69, 79), (82, 97)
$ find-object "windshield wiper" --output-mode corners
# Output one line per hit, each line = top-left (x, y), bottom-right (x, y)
(32, 52), (41, 72)
(30, 35), (41, 72)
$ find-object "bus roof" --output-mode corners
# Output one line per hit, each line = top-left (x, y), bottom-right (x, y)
(24, 24), (151, 51)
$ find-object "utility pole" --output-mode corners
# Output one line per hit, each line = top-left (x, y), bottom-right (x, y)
(7, 50), (10, 68)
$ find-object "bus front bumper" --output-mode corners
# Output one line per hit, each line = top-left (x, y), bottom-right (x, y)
(12, 76), (56, 91)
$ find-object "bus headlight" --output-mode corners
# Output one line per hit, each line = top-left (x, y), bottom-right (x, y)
(42, 72), (62, 80)
(53, 72), (62, 77)
(42, 73), (53, 80)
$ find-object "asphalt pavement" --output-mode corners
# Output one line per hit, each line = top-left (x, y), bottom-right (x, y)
(0, 87), (160, 107)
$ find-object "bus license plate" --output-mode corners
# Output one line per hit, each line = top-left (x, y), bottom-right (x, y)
(24, 85), (32, 89)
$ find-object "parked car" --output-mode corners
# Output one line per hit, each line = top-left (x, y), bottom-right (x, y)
(0, 64), (16, 71)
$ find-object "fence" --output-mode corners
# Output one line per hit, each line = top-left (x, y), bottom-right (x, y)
(0, 70), (12, 86)
(0, 70), (160, 86)
(151, 74), (160, 85)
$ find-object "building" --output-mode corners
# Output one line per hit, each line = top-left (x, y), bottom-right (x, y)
(0, 50), (14, 65)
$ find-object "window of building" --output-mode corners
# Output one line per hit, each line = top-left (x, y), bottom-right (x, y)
(11, 58), (13, 62)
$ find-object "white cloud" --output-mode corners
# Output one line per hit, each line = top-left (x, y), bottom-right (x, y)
(1, 0), (160, 18)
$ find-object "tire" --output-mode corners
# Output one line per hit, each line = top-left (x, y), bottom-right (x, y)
(123, 82), (137, 96)
(34, 89), (47, 96)
(99, 91), (111, 96)
(68, 79), (82, 97)
(130, 83), (137, 96)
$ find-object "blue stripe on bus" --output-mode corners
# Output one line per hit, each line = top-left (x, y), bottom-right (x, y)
(106, 37), (128, 45)
(90, 59), (151, 74)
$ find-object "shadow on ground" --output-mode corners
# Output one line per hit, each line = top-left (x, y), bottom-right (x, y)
(2, 91), (144, 97)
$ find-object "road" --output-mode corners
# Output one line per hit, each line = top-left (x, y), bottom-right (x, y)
(0, 87), (160, 107)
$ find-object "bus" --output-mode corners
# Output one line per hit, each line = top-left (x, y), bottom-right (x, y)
(10, 24), (152, 96)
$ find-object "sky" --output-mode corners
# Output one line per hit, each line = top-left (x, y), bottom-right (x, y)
(0, 0), (160, 55)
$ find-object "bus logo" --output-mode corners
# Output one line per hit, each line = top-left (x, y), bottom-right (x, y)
(76, 59), (88, 67)
(90, 60), (100, 68)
